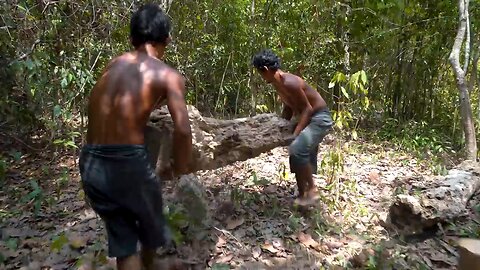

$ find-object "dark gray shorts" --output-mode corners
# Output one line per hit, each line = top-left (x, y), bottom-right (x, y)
(289, 109), (333, 173)
(79, 144), (171, 258)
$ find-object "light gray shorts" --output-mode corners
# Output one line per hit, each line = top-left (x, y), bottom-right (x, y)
(289, 108), (333, 173)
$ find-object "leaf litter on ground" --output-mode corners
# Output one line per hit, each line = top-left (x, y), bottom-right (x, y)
(0, 138), (474, 269)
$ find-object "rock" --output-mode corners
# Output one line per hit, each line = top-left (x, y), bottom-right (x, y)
(175, 174), (210, 227)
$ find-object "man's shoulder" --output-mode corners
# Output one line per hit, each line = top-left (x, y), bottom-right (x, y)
(282, 73), (304, 88)
(144, 58), (181, 78)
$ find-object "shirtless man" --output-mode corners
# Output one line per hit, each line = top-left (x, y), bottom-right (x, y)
(79, 4), (191, 270)
(252, 49), (333, 206)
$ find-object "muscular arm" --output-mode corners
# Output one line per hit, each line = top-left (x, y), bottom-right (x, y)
(165, 73), (192, 175)
(285, 78), (313, 136)
(281, 104), (293, 120)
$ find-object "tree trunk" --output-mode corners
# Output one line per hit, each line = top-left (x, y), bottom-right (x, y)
(144, 106), (296, 178)
(387, 160), (480, 234)
(449, 0), (477, 161)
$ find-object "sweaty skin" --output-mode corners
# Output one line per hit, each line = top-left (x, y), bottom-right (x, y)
(86, 49), (192, 175)
(269, 71), (327, 134)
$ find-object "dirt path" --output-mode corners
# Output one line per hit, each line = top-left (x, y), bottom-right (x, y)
(1, 138), (478, 269)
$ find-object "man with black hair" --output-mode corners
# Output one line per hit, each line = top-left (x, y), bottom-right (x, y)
(79, 3), (191, 270)
(252, 49), (333, 206)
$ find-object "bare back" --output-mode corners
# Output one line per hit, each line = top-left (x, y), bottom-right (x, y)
(276, 73), (327, 115)
(86, 52), (174, 145)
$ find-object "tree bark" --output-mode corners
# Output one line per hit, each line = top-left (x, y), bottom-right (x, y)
(449, 0), (477, 161)
(387, 160), (480, 234)
(144, 106), (296, 178)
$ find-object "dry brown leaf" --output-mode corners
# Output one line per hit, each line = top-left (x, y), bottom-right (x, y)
(325, 240), (344, 250)
(264, 185), (277, 193)
(88, 219), (97, 230)
(298, 232), (318, 248)
(350, 248), (375, 267)
(272, 238), (283, 249)
(430, 251), (456, 266)
(261, 242), (279, 254)
(252, 246), (261, 259)
(216, 236), (226, 248)
(69, 235), (87, 250)
(368, 171), (380, 183)
(215, 254), (234, 264)
(226, 217), (245, 230)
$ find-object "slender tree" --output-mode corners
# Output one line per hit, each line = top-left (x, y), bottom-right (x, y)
(449, 0), (477, 160)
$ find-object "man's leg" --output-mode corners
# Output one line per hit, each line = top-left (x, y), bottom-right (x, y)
(289, 129), (319, 205)
(141, 248), (156, 270)
(117, 254), (142, 270)
(310, 144), (319, 176)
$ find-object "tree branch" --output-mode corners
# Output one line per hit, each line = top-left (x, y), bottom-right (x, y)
(8, 39), (41, 66)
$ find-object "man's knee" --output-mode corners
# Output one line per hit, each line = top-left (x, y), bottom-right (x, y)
(289, 139), (311, 170)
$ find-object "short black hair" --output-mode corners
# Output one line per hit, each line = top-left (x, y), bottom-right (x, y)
(252, 49), (281, 71)
(130, 3), (171, 48)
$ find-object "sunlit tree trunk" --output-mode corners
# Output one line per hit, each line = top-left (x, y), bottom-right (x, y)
(449, 0), (477, 160)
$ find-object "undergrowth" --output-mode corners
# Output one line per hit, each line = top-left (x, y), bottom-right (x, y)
(363, 119), (458, 175)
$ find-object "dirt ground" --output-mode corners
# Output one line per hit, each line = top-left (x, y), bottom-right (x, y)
(1, 136), (479, 269)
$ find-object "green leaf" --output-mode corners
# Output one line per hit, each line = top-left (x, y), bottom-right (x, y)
(53, 105), (62, 118)
(10, 151), (22, 162)
(338, 72), (347, 82)
(51, 233), (68, 252)
(53, 139), (64, 145)
(68, 73), (74, 83)
(360, 70), (367, 85)
(328, 81), (335, 89)
(61, 78), (68, 88)
(351, 130), (358, 140)
(340, 86), (349, 99)
(211, 264), (230, 270)
(65, 141), (78, 149)
(363, 97), (370, 109)
(6, 238), (18, 250)
(25, 59), (34, 70)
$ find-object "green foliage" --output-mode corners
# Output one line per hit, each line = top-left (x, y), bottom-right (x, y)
(163, 204), (189, 245)
(377, 119), (456, 164)
(53, 131), (81, 150)
(0, 157), (6, 186)
(330, 70), (370, 139)
(20, 180), (44, 216)
(1, 0), (480, 157)
(55, 168), (70, 199)
(211, 264), (230, 270)
(51, 233), (69, 252)
(246, 170), (270, 186)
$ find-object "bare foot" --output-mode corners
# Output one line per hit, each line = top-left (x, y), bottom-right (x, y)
(293, 190), (320, 207)
(306, 188), (320, 201)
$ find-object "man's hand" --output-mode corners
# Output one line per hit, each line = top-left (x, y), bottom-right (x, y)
(286, 133), (297, 144)
(159, 165), (189, 180)
(159, 166), (174, 181)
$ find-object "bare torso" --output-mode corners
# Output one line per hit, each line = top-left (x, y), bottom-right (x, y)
(274, 73), (327, 115)
(86, 52), (174, 145)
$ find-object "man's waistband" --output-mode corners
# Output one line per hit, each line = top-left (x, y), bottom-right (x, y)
(81, 144), (147, 158)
